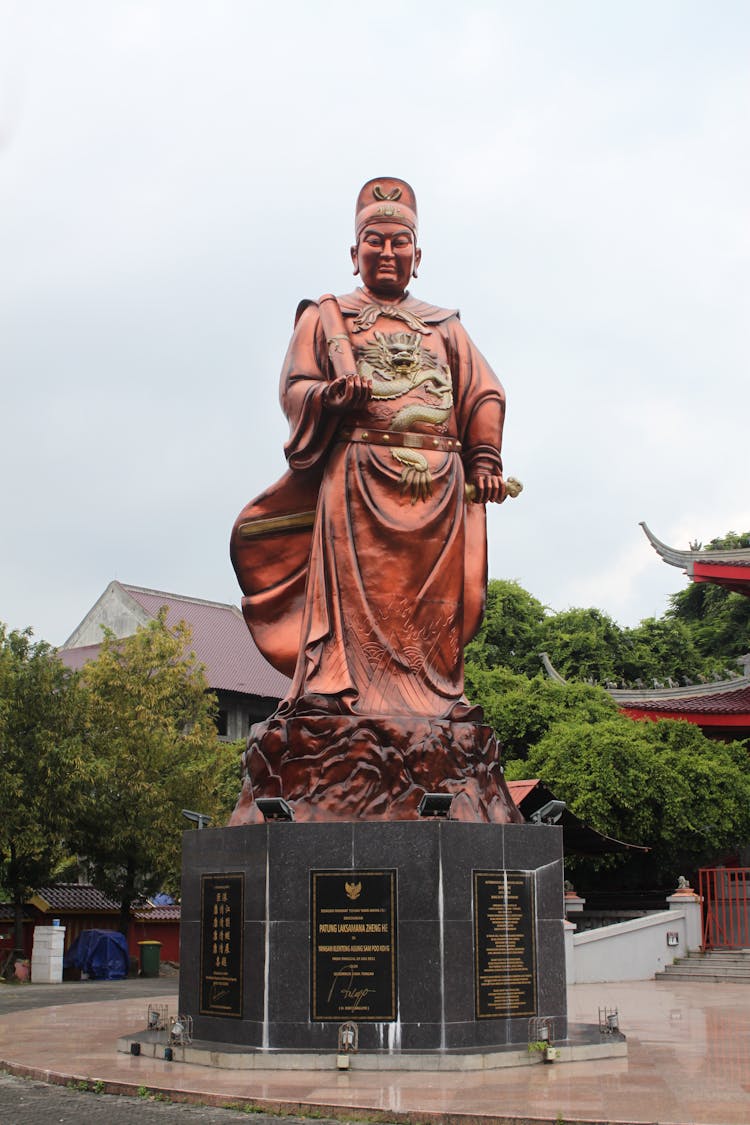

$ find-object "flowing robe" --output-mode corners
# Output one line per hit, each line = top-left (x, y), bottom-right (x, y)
(273, 288), (505, 719)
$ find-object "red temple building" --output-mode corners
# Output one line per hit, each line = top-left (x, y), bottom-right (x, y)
(543, 524), (750, 739)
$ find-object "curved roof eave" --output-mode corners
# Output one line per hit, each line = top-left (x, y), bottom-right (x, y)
(640, 521), (750, 569)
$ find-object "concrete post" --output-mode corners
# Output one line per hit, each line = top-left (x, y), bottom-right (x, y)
(31, 924), (66, 983)
(563, 919), (577, 984)
(667, 880), (702, 951)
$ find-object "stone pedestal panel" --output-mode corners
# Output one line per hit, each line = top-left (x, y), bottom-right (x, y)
(179, 822), (566, 1053)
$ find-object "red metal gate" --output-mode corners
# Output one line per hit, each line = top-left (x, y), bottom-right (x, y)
(699, 867), (750, 949)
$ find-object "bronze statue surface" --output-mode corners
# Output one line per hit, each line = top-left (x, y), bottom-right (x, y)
(230, 177), (521, 824)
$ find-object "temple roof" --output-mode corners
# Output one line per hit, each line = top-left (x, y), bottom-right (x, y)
(506, 779), (648, 857)
(540, 653), (750, 731)
(640, 523), (750, 595)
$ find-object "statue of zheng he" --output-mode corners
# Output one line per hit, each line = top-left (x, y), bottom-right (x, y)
(229, 177), (522, 825)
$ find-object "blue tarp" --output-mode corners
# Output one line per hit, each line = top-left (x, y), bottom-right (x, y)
(63, 929), (129, 980)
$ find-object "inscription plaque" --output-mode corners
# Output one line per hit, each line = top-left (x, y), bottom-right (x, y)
(473, 870), (537, 1019)
(311, 870), (397, 1022)
(199, 873), (244, 1018)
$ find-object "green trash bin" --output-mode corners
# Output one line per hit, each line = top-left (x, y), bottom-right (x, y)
(138, 940), (161, 977)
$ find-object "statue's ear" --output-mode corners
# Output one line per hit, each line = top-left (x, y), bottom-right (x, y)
(350, 244), (359, 276)
(413, 245), (422, 279)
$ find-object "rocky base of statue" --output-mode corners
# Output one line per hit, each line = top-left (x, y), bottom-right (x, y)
(228, 713), (523, 825)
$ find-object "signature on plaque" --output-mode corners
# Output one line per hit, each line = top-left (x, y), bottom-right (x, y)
(327, 963), (375, 1009)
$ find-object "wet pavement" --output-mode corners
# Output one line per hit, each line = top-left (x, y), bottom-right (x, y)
(1, 975), (749, 1124)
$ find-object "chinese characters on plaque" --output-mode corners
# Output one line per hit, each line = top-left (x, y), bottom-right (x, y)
(200, 873), (244, 1018)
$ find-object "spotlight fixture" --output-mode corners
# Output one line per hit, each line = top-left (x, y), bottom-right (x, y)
(181, 809), (212, 829)
(530, 800), (566, 825)
(256, 797), (295, 821)
(418, 793), (454, 818)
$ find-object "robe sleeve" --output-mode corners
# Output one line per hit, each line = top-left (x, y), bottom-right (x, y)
(281, 304), (339, 470)
(445, 318), (506, 479)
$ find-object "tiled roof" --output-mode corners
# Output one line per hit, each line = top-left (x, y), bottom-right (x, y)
(506, 779), (541, 804)
(31, 884), (120, 913)
(621, 684), (750, 716)
(122, 585), (290, 697)
(640, 523), (750, 569)
(542, 650), (750, 717)
(640, 523), (750, 596)
(504, 779), (647, 856)
(123, 584), (290, 697)
(132, 903), (181, 922)
(59, 582), (291, 700)
(58, 643), (100, 672)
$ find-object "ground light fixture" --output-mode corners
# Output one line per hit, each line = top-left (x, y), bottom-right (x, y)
(337, 1021), (358, 1069)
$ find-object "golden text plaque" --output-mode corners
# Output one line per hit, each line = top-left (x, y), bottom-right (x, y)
(473, 870), (537, 1019)
(311, 870), (397, 1022)
(199, 873), (244, 1018)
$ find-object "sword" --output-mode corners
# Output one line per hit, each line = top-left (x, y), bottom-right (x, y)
(237, 477), (523, 540)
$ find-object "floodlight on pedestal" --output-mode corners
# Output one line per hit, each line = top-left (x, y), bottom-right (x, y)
(530, 800), (566, 825)
(181, 809), (212, 829)
(256, 797), (295, 821)
(418, 793), (454, 818)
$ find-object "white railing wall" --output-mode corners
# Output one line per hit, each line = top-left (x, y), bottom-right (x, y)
(565, 889), (702, 984)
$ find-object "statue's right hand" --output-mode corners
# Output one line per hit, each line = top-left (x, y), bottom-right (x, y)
(323, 374), (372, 413)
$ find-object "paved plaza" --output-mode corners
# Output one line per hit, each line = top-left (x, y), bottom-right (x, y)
(1, 975), (749, 1124)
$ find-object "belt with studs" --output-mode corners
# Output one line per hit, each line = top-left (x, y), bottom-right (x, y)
(337, 427), (461, 452)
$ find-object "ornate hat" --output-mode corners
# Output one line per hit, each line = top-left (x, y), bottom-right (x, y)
(355, 177), (418, 238)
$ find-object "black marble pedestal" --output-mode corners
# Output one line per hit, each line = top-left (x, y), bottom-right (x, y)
(179, 822), (566, 1053)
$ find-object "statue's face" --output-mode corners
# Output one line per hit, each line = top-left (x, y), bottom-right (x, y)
(351, 221), (422, 298)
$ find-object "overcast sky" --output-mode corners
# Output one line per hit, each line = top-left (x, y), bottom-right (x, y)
(2, 1), (748, 647)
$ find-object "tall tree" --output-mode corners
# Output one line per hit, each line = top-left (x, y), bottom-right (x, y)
(76, 612), (223, 935)
(465, 579), (547, 675)
(465, 664), (618, 762)
(0, 625), (90, 953)
(506, 716), (750, 888)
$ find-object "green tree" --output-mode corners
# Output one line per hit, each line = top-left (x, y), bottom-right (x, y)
(666, 530), (750, 663)
(465, 665), (618, 762)
(537, 606), (628, 683)
(75, 612), (224, 935)
(510, 716), (750, 887)
(622, 616), (713, 684)
(0, 624), (91, 952)
(465, 580), (547, 675)
(207, 739), (245, 823)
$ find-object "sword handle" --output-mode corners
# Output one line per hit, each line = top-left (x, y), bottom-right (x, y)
(465, 476), (523, 503)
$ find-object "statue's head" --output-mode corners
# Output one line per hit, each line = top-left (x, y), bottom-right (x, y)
(351, 177), (422, 299)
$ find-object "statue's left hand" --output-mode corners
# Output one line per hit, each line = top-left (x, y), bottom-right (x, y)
(469, 473), (506, 504)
